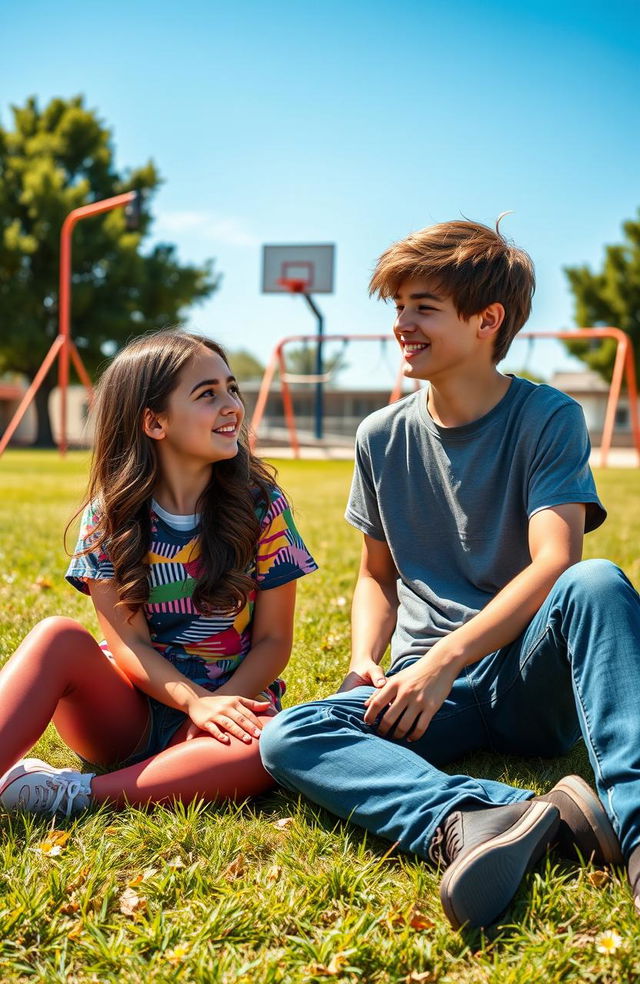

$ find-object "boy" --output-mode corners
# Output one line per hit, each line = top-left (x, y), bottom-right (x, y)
(261, 220), (640, 930)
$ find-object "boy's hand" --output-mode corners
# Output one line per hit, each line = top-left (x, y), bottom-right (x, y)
(185, 694), (271, 744)
(363, 647), (460, 741)
(337, 658), (386, 693)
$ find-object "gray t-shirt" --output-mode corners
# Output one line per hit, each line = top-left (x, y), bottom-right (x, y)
(345, 376), (606, 669)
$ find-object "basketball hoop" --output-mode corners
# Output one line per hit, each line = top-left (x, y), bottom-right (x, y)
(277, 277), (309, 294)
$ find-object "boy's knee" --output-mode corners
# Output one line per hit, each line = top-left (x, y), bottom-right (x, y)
(260, 703), (321, 776)
(556, 559), (626, 603)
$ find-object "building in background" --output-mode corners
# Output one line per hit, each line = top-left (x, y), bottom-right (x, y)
(1, 373), (637, 450)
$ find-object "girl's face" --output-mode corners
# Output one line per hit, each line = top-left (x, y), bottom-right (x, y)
(149, 346), (245, 466)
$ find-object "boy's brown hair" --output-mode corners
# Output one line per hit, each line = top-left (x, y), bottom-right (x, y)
(369, 220), (535, 362)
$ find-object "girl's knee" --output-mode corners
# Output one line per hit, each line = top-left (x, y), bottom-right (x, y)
(29, 615), (88, 640)
(20, 616), (97, 665)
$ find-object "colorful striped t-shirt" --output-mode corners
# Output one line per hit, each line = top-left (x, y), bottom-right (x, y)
(65, 488), (317, 696)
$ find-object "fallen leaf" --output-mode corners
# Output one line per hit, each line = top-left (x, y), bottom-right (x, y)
(307, 952), (351, 976)
(327, 953), (350, 974)
(66, 865), (91, 892)
(223, 854), (246, 879)
(66, 923), (84, 940)
(127, 873), (144, 887)
(272, 817), (294, 830)
(387, 907), (435, 932)
(119, 887), (146, 917)
(59, 900), (80, 915)
(34, 576), (53, 590)
(406, 973), (436, 983)
(408, 909), (435, 931)
(587, 869), (610, 888)
(166, 855), (185, 869)
(266, 864), (282, 882)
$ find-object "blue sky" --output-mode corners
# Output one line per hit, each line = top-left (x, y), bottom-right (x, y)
(2, 0), (639, 386)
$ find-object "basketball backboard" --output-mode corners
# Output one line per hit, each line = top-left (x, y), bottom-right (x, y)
(261, 243), (335, 294)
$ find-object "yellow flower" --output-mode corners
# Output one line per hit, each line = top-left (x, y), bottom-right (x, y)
(595, 930), (623, 954)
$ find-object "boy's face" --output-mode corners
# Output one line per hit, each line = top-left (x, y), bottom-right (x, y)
(392, 278), (486, 382)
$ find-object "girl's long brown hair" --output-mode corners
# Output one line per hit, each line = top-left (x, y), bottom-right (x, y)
(77, 329), (277, 615)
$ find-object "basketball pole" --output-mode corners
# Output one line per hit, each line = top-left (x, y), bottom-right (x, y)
(301, 293), (325, 439)
(0, 190), (140, 459)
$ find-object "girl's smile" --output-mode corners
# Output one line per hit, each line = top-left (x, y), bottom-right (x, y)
(151, 347), (245, 466)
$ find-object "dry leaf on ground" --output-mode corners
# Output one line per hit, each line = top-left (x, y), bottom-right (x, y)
(224, 854), (246, 879)
(272, 817), (294, 830)
(587, 869), (610, 888)
(119, 887), (146, 917)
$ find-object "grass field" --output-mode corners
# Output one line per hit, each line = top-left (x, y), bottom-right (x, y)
(1, 450), (639, 983)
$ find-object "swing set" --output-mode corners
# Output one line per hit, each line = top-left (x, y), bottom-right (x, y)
(250, 328), (640, 466)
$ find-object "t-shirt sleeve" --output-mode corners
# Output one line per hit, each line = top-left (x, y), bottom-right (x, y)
(255, 490), (318, 589)
(344, 430), (386, 540)
(526, 402), (606, 533)
(65, 503), (115, 594)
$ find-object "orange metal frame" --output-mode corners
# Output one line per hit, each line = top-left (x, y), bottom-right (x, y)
(0, 191), (137, 458)
(250, 329), (640, 467)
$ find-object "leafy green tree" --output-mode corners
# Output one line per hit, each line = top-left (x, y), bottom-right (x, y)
(226, 349), (265, 382)
(0, 95), (219, 445)
(564, 213), (640, 381)
(279, 344), (348, 387)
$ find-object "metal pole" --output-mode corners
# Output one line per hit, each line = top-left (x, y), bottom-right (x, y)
(303, 293), (324, 439)
(58, 191), (135, 455)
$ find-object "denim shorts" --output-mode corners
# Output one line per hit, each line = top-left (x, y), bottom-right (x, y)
(88, 646), (284, 770)
(121, 696), (188, 767)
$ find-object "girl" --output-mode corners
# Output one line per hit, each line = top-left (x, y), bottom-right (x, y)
(0, 329), (317, 816)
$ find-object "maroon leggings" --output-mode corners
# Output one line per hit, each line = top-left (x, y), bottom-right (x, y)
(0, 617), (275, 805)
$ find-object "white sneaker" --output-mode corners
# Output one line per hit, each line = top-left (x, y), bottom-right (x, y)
(0, 758), (94, 817)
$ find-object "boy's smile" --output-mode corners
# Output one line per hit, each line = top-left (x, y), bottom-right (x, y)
(393, 278), (483, 382)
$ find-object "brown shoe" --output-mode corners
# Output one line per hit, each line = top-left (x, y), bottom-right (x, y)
(431, 800), (560, 930)
(536, 775), (622, 866)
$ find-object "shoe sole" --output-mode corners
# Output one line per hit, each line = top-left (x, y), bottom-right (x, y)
(439, 801), (560, 930)
(553, 775), (623, 866)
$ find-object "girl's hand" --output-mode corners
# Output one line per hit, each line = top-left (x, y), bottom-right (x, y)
(337, 658), (386, 693)
(185, 694), (271, 744)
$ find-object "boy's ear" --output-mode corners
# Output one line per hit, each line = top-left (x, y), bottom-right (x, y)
(142, 408), (166, 441)
(477, 302), (505, 340)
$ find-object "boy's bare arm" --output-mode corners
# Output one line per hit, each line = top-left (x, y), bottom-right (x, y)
(364, 502), (586, 739)
(338, 535), (398, 692)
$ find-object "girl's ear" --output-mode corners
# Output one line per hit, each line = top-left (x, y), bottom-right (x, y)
(142, 408), (166, 441)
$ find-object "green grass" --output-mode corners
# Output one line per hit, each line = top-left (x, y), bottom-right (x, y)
(1, 450), (639, 982)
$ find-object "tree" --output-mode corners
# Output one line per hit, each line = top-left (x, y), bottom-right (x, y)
(279, 344), (348, 387)
(226, 349), (265, 382)
(0, 95), (220, 445)
(564, 213), (640, 382)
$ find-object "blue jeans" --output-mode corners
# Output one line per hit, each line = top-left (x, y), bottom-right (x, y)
(261, 560), (640, 860)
